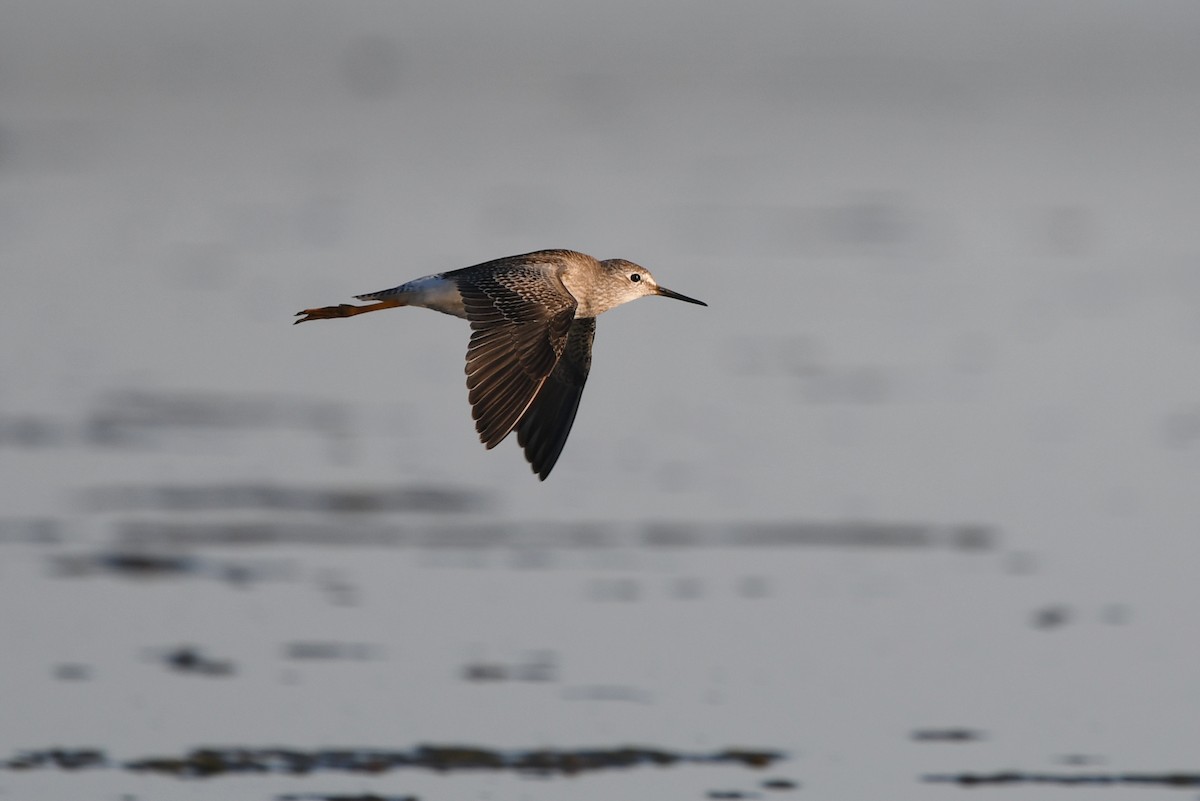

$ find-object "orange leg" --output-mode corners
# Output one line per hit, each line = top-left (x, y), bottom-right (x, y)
(294, 299), (402, 324)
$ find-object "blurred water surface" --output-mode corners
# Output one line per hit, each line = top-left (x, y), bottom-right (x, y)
(2, 1), (1200, 799)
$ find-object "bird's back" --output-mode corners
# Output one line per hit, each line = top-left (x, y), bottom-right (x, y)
(448, 250), (587, 322)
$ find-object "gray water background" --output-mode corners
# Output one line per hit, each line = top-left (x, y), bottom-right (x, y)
(2, 2), (1199, 798)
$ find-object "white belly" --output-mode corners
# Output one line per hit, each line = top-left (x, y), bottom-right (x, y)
(358, 274), (467, 319)
(404, 274), (467, 319)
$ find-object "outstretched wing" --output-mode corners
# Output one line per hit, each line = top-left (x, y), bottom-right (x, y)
(456, 258), (577, 449)
(517, 317), (596, 480)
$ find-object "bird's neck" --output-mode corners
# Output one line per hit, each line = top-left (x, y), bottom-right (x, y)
(561, 274), (628, 318)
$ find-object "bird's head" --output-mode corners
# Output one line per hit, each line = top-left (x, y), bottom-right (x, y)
(597, 259), (707, 312)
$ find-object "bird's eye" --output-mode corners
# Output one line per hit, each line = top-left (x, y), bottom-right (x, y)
(630, 273), (641, 283)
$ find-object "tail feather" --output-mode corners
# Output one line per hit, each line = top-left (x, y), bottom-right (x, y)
(354, 287), (405, 302)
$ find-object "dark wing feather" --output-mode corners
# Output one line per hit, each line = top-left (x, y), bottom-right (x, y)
(455, 258), (577, 449)
(516, 317), (595, 480)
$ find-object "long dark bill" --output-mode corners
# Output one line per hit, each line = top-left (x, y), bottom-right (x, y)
(655, 286), (707, 306)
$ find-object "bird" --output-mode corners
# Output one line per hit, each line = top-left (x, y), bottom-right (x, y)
(294, 249), (706, 480)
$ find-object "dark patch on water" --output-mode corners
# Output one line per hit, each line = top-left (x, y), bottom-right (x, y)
(461, 661), (506, 682)
(5, 749), (107, 771)
(312, 568), (362, 606)
(460, 650), (557, 683)
(107, 514), (995, 554)
(642, 523), (700, 547)
(924, 771), (1200, 788)
(949, 524), (994, 551)
(50, 550), (288, 585)
(1055, 754), (1107, 766)
(117, 520), (407, 548)
(51, 551), (197, 578)
(1031, 604), (1073, 630)
(761, 777), (799, 790)
(156, 645), (236, 677)
(0, 517), (62, 545)
(52, 663), (92, 681)
(587, 576), (642, 602)
(707, 778), (802, 799)
(644, 520), (996, 551)
(283, 642), (383, 661)
(729, 521), (931, 548)
(736, 575), (772, 599)
(2, 744), (783, 778)
(0, 415), (67, 448)
(87, 483), (483, 514)
(911, 728), (985, 743)
(561, 685), (653, 704)
(86, 390), (350, 443)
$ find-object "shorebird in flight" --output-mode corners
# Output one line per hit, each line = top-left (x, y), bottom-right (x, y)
(295, 249), (706, 479)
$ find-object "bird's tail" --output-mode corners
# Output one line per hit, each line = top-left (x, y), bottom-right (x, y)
(353, 286), (407, 302)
